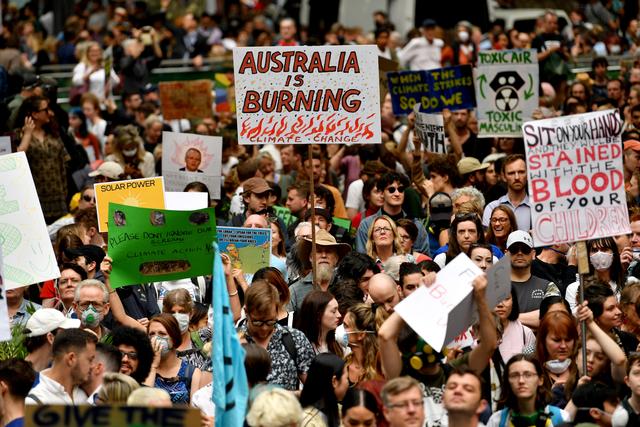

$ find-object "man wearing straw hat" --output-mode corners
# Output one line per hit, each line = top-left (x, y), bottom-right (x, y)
(287, 229), (351, 313)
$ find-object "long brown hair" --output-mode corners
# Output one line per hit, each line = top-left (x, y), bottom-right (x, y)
(485, 205), (517, 250)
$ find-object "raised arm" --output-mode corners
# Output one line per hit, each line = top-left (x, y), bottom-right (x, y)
(378, 311), (406, 379)
(468, 274), (497, 374)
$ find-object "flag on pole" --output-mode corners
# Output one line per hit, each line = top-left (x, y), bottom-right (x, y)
(212, 242), (248, 427)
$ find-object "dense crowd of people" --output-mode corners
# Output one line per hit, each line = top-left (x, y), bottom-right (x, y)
(5, 1), (640, 427)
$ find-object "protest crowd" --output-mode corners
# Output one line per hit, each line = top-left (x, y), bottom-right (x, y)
(7, 1), (640, 427)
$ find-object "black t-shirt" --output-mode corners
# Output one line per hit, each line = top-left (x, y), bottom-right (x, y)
(531, 259), (577, 296)
(461, 132), (492, 163)
(512, 275), (551, 313)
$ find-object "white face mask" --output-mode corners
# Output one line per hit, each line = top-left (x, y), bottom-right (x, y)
(590, 251), (613, 271)
(545, 358), (572, 375)
(458, 31), (469, 42)
(173, 313), (190, 333)
(122, 148), (137, 157)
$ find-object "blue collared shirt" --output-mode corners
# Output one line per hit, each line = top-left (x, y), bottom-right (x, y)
(483, 194), (532, 232)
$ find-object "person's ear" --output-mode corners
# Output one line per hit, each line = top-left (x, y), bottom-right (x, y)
(46, 331), (55, 346)
(589, 408), (601, 420)
(476, 399), (488, 416)
(66, 351), (77, 367)
(326, 223), (332, 232)
(331, 374), (338, 390)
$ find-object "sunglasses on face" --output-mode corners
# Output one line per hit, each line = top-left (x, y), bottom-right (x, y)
(386, 186), (405, 194)
(508, 244), (532, 255)
(82, 194), (95, 203)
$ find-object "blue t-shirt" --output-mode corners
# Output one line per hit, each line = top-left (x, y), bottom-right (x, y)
(6, 417), (24, 427)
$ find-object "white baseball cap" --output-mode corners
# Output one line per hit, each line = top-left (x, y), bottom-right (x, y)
(506, 230), (534, 250)
(88, 161), (124, 179)
(25, 308), (80, 337)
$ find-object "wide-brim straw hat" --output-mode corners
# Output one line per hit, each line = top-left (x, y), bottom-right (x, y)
(297, 229), (351, 263)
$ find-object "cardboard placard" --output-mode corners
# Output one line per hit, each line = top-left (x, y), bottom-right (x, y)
(378, 56), (400, 104)
(216, 226), (271, 275)
(387, 65), (475, 115)
(522, 109), (629, 246)
(94, 177), (165, 232)
(107, 203), (216, 288)
(413, 106), (446, 154)
(159, 80), (213, 120)
(161, 131), (222, 199)
(164, 191), (208, 211)
(476, 49), (539, 137)
(233, 45), (381, 144)
(214, 72), (236, 113)
(25, 405), (201, 427)
(0, 247), (11, 341)
(0, 152), (60, 289)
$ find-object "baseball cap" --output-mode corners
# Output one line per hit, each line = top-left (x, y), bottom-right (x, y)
(624, 140), (640, 152)
(457, 157), (490, 175)
(25, 308), (80, 337)
(64, 245), (106, 265)
(89, 161), (124, 179)
(243, 177), (272, 195)
(422, 19), (437, 28)
(482, 153), (507, 164)
(506, 230), (534, 249)
(429, 192), (453, 223)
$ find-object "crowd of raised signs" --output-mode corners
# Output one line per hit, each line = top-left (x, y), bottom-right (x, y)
(6, 2), (640, 427)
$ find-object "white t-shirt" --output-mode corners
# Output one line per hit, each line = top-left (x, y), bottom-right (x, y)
(345, 179), (365, 211)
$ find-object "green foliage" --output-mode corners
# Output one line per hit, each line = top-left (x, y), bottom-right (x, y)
(0, 322), (27, 361)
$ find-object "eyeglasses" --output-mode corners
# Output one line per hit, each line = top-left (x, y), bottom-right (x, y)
(249, 318), (278, 327)
(508, 244), (532, 255)
(77, 301), (106, 310)
(508, 371), (538, 380)
(82, 194), (95, 203)
(373, 226), (392, 235)
(120, 350), (138, 360)
(388, 399), (423, 410)
(386, 186), (405, 194)
(490, 217), (509, 224)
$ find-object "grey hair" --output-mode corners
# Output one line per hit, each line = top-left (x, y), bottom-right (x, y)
(451, 186), (486, 210)
(74, 279), (109, 304)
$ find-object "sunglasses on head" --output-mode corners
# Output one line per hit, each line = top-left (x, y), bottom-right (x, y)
(386, 186), (405, 194)
(508, 243), (532, 255)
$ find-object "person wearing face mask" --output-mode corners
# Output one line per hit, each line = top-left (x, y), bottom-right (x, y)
(73, 279), (113, 343)
(105, 125), (155, 179)
(161, 289), (211, 372)
(565, 237), (625, 313)
(144, 314), (205, 404)
(441, 22), (477, 67)
(339, 304), (381, 388)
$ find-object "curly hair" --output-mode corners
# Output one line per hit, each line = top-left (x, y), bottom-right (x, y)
(111, 326), (154, 384)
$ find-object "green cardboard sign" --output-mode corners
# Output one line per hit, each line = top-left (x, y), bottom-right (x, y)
(107, 203), (216, 288)
(272, 205), (296, 228)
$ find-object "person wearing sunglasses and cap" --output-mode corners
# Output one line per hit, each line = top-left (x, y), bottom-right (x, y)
(356, 172), (430, 256)
(507, 230), (553, 329)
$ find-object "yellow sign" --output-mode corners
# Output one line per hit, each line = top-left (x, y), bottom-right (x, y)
(94, 177), (165, 232)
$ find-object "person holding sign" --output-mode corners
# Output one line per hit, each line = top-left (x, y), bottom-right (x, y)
(378, 274), (496, 427)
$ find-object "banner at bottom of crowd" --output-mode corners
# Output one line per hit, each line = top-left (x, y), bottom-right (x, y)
(25, 404), (201, 427)
(522, 108), (630, 246)
(107, 203), (216, 288)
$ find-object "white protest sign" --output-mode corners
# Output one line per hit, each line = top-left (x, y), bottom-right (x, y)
(233, 45), (381, 144)
(476, 49), (538, 137)
(161, 132), (222, 199)
(0, 152), (60, 289)
(0, 136), (11, 156)
(165, 191), (209, 211)
(395, 254), (482, 352)
(0, 247), (11, 341)
(413, 105), (446, 154)
(522, 109), (629, 246)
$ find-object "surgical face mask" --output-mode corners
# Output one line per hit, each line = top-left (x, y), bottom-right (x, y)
(122, 148), (137, 157)
(173, 313), (190, 333)
(458, 30), (469, 43)
(81, 304), (101, 328)
(335, 327), (349, 348)
(590, 251), (613, 271)
(545, 358), (572, 375)
(155, 336), (171, 356)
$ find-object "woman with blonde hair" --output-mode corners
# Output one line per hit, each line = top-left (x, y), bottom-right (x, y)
(105, 125), (155, 178)
(366, 215), (404, 264)
(72, 41), (120, 103)
(342, 304), (382, 387)
(96, 372), (140, 404)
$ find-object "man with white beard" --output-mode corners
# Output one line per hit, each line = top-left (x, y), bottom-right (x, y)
(287, 229), (351, 313)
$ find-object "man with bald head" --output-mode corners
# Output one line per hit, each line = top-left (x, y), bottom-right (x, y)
(368, 273), (402, 314)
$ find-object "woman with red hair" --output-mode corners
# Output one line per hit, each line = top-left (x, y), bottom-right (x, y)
(536, 311), (579, 409)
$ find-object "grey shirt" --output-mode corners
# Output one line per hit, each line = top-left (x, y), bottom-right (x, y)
(511, 275), (552, 313)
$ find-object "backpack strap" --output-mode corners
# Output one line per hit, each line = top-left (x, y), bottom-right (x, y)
(281, 329), (298, 367)
(27, 393), (43, 405)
